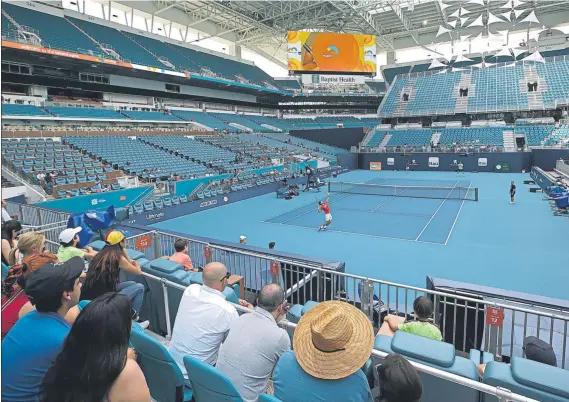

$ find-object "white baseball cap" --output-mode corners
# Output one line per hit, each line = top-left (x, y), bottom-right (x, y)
(59, 227), (82, 243)
(239, 235), (247, 241)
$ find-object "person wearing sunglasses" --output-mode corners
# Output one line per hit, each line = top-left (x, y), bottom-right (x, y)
(216, 283), (291, 402)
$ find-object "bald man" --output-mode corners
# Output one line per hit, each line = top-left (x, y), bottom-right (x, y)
(169, 262), (239, 381)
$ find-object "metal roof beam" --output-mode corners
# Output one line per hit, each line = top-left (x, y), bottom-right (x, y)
(336, 0), (394, 50)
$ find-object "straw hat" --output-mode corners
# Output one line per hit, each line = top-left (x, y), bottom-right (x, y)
(293, 300), (374, 380)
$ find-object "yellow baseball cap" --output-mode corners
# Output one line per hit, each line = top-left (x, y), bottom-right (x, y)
(105, 230), (126, 246)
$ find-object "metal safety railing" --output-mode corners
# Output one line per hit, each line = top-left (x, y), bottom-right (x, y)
(5, 201), (70, 228)
(130, 265), (539, 402)
(122, 230), (569, 370)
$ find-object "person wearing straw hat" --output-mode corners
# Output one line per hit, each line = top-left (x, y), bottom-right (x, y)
(273, 301), (375, 402)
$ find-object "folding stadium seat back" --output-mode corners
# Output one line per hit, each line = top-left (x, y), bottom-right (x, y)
(154, 199), (164, 209)
(179, 194), (188, 203)
(183, 356), (243, 402)
(197, 192), (204, 199)
(55, 178), (66, 185)
(374, 331), (479, 402)
(87, 175), (97, 182)
(111, 183), (120, 190)
(134, 204), (144, 214)
(129, 329), (193, 402)
(482, 357), (569, 402)
(143, 202), (154, 211)
(163, 197), (172, 207)
(171, 196), (180, 205)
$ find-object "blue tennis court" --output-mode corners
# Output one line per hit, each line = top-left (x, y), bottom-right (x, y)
(152, 170), (569, 300)
(264, 177), (474, 245)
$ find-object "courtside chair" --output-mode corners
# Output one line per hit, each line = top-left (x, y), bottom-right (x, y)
(183, 355), (243, 402)
(129, 329), (193, 402)
(258, 395), (282, 402)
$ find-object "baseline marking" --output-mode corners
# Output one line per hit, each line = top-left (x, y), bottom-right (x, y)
(443, 181), (472, 246)
(414, 180), (459, 242)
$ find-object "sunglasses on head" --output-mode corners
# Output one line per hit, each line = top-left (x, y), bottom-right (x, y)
(220, 272), (231, 282)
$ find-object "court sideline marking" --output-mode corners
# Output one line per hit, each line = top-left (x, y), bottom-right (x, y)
(443, 181), (473, 245)
(370, 186), (413, 212)
(414, 180), (459, 241)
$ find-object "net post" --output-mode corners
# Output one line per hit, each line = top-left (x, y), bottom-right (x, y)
(475, 187), (478, 201)
(328, 182), (331, 194)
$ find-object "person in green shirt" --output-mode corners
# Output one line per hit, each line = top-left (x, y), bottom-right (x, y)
(381, 296), (443, 341)
(57, 228), (97, 263)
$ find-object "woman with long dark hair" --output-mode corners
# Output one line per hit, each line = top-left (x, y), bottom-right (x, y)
(80, 231), (145, 321)
(1, 220), (22, 266)
(40, 293), (150, 402)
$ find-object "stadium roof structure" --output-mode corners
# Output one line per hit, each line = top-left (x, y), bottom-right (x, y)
(110, 0), (569, 65)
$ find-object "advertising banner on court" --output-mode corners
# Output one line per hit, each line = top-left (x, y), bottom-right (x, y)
(370, 162), (382, 171)
(495, 163), (510, 172)
(478, 158), (488, 167)
(387, 158), (395, 166)
(428, 157), (439, 168)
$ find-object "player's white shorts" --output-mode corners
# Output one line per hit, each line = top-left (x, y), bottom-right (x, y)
(325, 213), (332, 222)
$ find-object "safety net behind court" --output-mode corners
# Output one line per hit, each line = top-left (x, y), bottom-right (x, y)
(328, 181), (478, 201)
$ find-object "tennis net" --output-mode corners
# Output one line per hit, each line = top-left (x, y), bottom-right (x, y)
(328, 181), (478, 201)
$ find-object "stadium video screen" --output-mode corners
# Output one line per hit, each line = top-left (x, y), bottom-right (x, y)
(287, 31), (377, 74)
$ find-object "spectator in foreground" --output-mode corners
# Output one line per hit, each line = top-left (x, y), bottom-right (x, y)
(169, 262), (239, 382)
(273, 301), (375, 402)
(380, 296), (442, 341)
(1, 200), (11, 223)
(80, 231), (146, 324)
(1, 257), (83, 401)
(240, 235), (247, 245)
(170, 238), (197, 272)
(1, 220), (22, 266)
(216, 284), (291, 402)
(477, 336), (557, 378)
(2, 232), (57, 339)
(376, 354), (422, 402)
(40, 293), (151, 402)
(56, 227), (97, 262)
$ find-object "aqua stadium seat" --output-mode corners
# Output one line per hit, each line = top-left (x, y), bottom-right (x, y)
(258, 395), (283, 402)
(183, 355), (243, 402)
(134, 204), (144, 214)
(129, 329), (193, 402)
(179, 194), (188, 203)
(1, 104), (49, 117)
(374, 331), (479, 402)
(163, 197), (173, 207)
(482, 357), (569, 402)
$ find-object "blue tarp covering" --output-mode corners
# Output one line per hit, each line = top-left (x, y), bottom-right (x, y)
(67, 205), (116, 247)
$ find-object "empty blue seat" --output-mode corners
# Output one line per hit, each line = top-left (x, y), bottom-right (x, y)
(163, 197), (172, 207)
(154, 199), (164, 209)
(55, 178), (66, 185)
(171, 196), (180, 205)
(111, 183), (120, 190)
(87, 175), (97, 182)
(179, 194), (188, 203)
(482, 357), (569, 402)
(197, 192), (204, 199)
(143, 201), (154, 211)
(67, 177), (77, 184)
(134, 204), (144, 214)
(129, 329), (193, 402)
(183, 355), (243, 402)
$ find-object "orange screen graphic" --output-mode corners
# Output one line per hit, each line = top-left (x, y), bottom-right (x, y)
(287, 32), (376, 73)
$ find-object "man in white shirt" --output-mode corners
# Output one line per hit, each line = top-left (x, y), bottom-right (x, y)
(1, 200), (12, 223)
(169, 262), (238, 380)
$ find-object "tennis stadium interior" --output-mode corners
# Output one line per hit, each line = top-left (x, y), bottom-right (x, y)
(1, 0), (569, 401)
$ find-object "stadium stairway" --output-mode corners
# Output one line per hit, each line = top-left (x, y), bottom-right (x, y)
(454, 73), (473, 114)
(502, 130), (517, 152)
(522, 66), (546, 110)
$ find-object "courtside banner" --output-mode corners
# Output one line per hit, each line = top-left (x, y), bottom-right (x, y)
(370, 162), (382, 171)
(478, 158), (488, 167)
(428, 157), (440, 168)
(387, 158), (395, 166)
